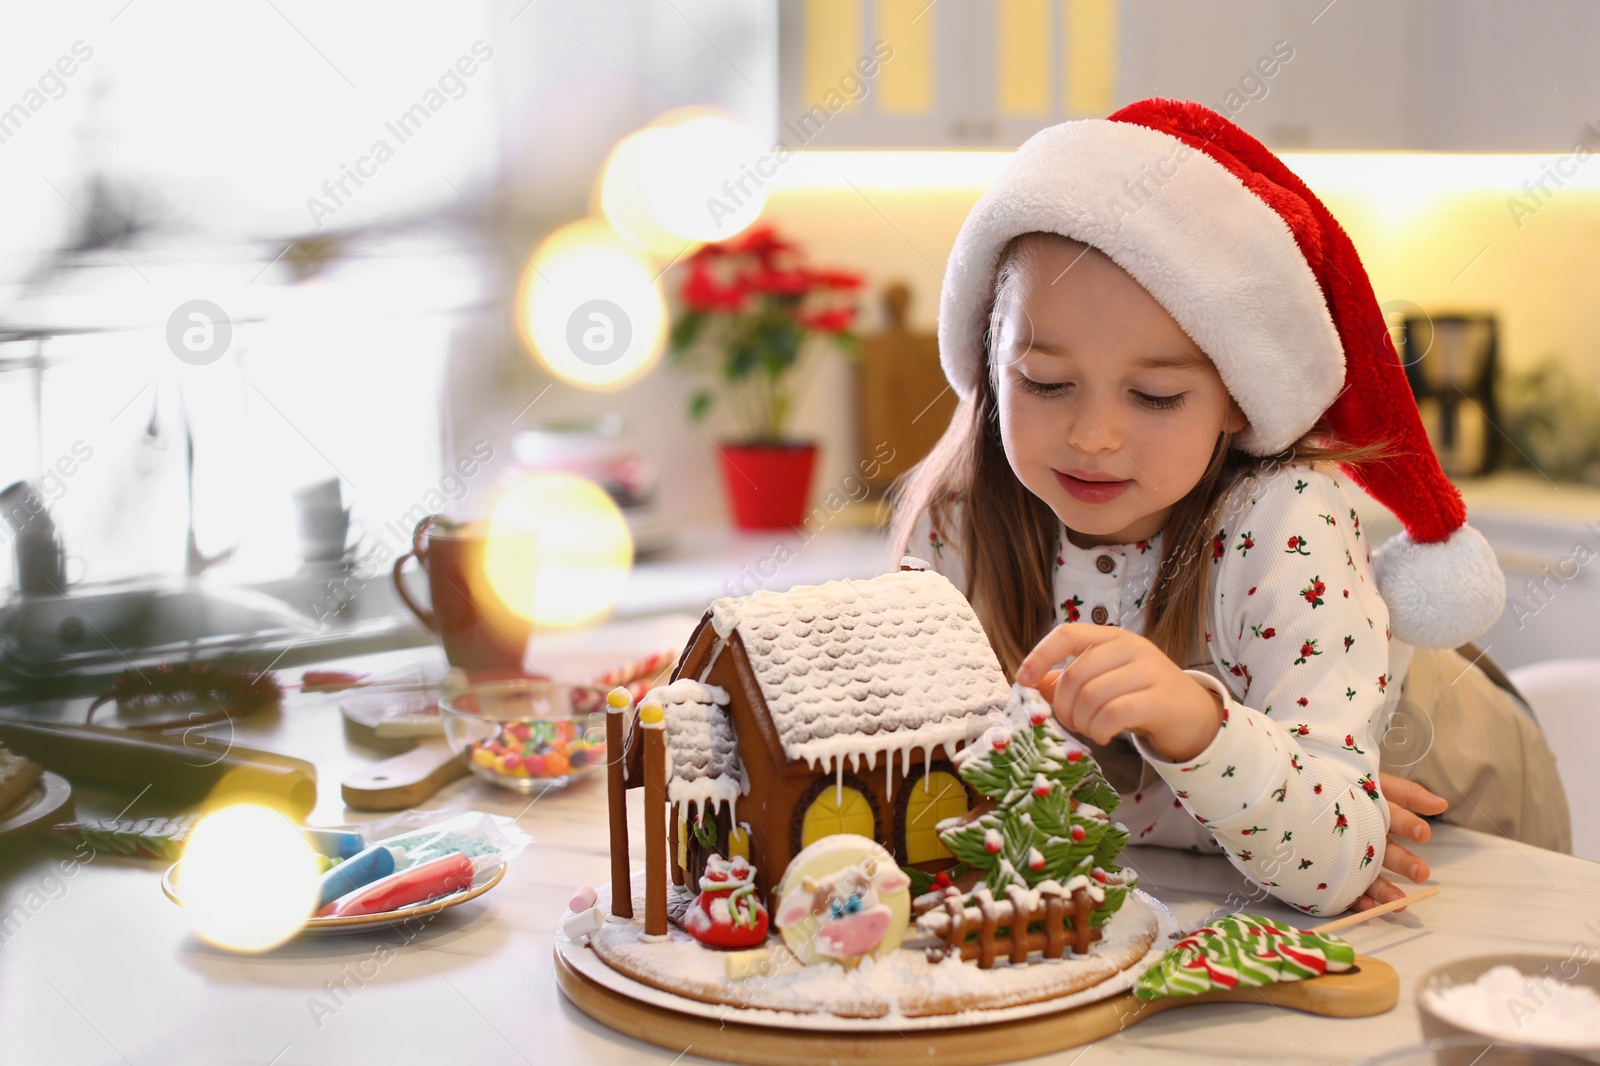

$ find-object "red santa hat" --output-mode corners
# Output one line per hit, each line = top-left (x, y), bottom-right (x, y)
(937, 97), (1504, 650)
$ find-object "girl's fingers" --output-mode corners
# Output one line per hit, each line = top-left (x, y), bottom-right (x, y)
(1377, 773), (1449, 816)
(1387, 802), (1432, 845)
(1070, 668), (1150, 743)
(1380, 839), (1429, 883)
(1049, 641), (1137, 724)
(1016, 623), (1126, 687)
(1357, 874), (1407, 911)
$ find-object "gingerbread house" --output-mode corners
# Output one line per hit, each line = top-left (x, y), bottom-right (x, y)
(609, 561), (1013, 907)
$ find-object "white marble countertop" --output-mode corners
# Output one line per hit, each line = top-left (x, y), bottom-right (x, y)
(4, 628), (1599, 1066)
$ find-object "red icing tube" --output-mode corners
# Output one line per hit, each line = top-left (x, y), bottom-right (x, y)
(317, 852), (475, 918)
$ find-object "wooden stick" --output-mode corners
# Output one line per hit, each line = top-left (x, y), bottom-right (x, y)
(641, 702), (669, 937)
(1312, 887), (1439, 934)
(604, 688), (633, 920)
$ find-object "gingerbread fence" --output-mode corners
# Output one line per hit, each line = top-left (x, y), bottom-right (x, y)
(913, 882), (1101, 969)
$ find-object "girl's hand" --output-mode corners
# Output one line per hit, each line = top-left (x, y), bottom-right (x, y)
(1016, 623), (1224, 763)
(1351, 775), (1449, 912)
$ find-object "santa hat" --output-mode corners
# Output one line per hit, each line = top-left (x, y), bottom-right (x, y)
(937, 97), (1504, 650)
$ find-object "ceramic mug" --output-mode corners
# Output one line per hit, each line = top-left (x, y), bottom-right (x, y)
(392, 516), (532, 676)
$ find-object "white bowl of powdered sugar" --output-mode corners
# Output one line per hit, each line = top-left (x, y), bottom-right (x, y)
(1418, 954), (1600, 1063)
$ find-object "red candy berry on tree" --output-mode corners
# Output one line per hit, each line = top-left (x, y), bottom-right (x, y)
(1070, 825), (1087, 843)
(1066, 750), (1083, 763)
(1091, 869), (1108, 883)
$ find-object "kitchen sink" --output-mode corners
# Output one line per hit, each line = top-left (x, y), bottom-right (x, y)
(0, 573), (432, 686)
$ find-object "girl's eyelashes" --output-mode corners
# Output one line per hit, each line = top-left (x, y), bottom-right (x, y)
(1014, 374), (1067, 397)
(1012, 374), (1188, 411)
(1135, 391), (1187, 410)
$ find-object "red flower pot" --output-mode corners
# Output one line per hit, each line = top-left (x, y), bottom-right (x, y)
(719, 442), (817, 530)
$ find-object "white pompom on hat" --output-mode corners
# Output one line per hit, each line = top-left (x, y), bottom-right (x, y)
(937, 97), (1504, 649)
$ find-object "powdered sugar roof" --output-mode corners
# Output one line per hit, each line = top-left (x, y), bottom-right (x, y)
(708, 569), (1011, 764)
(645, 679), (746, 817)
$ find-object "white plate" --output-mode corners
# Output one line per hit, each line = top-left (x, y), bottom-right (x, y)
(162, 858), (505, 937)
(0, 771), (73, 843)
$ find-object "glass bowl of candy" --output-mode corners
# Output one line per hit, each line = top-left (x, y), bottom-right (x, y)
(441, 679), (608, 795)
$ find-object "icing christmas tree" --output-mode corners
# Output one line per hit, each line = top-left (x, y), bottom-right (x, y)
(938, 686), (1134, 928)
(1135, 912), (1355, 1000)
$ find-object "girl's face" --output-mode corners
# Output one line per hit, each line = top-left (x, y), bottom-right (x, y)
(992, 236), (1246, 549)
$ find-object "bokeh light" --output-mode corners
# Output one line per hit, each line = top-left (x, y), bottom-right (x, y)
(514, 218), (667, 390)
(482, 471), (634, 628)
(178, 804), (319, 951)
(598, 125), (683, 257)
(599, 109), (765, 253)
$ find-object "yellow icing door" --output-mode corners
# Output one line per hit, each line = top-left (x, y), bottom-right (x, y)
(801, 785), (875, 849)
(903, 770), (968, 864)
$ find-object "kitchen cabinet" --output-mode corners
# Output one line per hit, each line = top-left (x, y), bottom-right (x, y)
(777, 0), (1600, 151)
(777, 0), (1128, 148)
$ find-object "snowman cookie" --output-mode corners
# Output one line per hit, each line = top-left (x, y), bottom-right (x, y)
(772, 834), (911, 968)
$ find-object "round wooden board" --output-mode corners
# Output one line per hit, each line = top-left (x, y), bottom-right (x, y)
(554, 946), (1399, 1066)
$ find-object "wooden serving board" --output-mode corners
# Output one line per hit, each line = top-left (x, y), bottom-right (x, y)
(554, 947), (1398, 1066)
(341, 739), (468, 811)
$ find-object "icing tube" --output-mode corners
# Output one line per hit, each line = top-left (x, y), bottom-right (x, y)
(302, 828), (366, 860)
(317, 852), (475, 918)
(313, 844), (404, 911)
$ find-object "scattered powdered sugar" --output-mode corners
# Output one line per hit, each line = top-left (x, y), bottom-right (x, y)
(1423, 964), (1600, 1050)
(575, 874), (1172, 1025)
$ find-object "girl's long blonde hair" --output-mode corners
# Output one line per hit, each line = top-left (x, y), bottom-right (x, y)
(891, 232), (1395, 677)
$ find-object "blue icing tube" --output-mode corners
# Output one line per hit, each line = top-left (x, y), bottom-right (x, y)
(303, 828), (366, 859)
(315, 844), (404, 910)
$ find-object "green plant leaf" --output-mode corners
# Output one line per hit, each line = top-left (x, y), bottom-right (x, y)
(668, 311), (706, 356)
(726, 343), (759, 381)
(688, 390), (714, 423)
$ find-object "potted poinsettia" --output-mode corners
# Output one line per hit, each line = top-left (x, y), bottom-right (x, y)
(667, 224), (863, 530)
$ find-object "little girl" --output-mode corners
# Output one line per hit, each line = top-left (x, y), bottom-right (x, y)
(893, 98), (1565, 915)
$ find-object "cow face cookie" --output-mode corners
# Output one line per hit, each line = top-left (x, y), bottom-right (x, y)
(772, 834), (910, 967)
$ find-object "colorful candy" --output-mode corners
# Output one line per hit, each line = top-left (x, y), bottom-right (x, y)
(464, 719), (603, 781)
(317, 852), (476, 918)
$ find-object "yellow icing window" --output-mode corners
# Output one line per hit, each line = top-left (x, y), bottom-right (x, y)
(903, 770), (967, 864)
(801, 785), (875, 849)
(727, 824), (750, 861)
(677, 812), (689, 872)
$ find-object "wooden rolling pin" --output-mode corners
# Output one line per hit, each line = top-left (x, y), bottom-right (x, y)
(0, 719), (317, 821)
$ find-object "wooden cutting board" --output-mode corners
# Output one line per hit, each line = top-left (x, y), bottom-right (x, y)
(857, 282), (959, 495)
(341, 740), (468, 811)
(554, 948), (1399, 1066)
